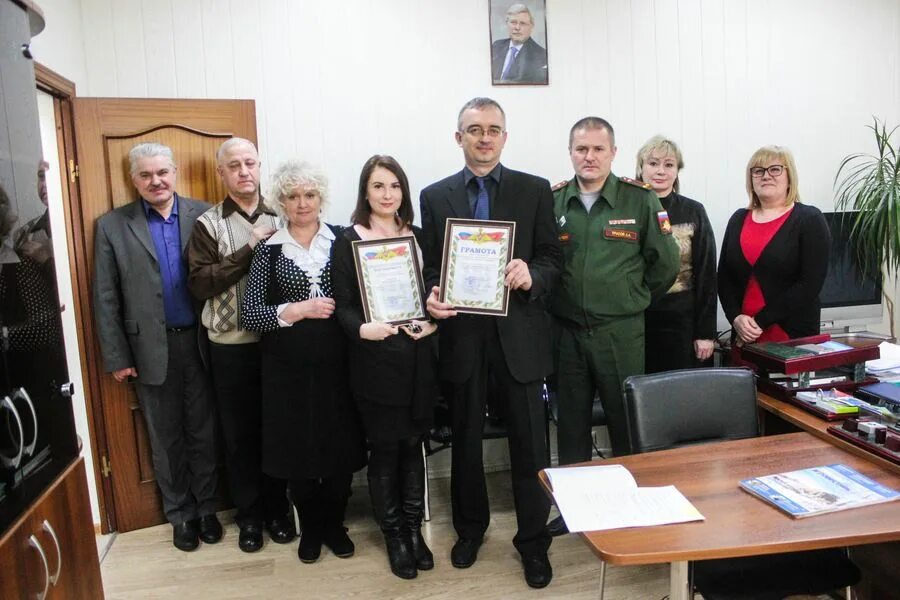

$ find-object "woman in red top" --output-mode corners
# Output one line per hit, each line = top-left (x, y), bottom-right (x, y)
(718, 146), (830, 349)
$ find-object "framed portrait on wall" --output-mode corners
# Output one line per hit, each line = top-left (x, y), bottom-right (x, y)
(489, 1), (549, 86)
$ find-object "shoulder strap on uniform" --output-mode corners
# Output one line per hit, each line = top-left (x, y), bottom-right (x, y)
(551, 179), (569, 192)
(619, 176), (652, 190)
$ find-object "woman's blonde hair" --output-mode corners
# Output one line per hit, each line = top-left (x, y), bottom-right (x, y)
(635, 135), (684, 194)
(745, 145), (799, 209)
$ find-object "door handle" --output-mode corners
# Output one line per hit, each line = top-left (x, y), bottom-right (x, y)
(42, 520), (62, 585)
(28, 534), (50, 600)
(0, 396), (24, 469)
(12, 388), (38, 457)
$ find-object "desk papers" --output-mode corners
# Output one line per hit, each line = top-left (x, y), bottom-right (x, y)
(740, 464), (900, 518)
(545, 464), (705, 532)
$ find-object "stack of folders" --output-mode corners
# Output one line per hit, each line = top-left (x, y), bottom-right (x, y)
(740, 464), (900, 518)
(866, 341), (900, 382)
(545, 464), (704, 532)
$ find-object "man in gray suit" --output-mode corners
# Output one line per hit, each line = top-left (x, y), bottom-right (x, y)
(93, 142), (220, 552)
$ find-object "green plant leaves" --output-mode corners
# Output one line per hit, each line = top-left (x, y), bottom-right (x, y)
(833, 117), (900, 279)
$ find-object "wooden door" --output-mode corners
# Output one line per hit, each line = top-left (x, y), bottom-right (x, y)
(71, 98), (256, 532)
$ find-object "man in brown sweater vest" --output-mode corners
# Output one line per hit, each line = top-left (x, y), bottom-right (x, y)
(187, 138), (293, 552)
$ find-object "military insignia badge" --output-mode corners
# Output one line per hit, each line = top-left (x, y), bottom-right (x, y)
(558, 215), (567, 227)
(657, 210), (672, 234)
(551, 179), (569, 192)
(603, 227), (639, 242)
(559, 232), (571, 243)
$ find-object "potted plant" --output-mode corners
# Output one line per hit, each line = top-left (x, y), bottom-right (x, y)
(833, 118), (900, 338)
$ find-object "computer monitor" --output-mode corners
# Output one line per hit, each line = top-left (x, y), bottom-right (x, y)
(819, 211), (883, 333)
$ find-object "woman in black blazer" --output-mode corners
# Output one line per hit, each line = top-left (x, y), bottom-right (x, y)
(332, 155), (437, 580)
(718, 146), (830, 349)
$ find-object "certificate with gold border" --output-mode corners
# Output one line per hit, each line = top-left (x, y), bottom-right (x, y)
(351, 236), (427, 325)
(439, 218), (516, 316)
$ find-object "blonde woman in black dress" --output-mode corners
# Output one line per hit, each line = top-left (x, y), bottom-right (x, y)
(241, 161), (365, 564)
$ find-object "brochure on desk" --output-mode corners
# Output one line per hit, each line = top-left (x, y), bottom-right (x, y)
(740, 464), (900, 518)
(545, 464), (705, 532)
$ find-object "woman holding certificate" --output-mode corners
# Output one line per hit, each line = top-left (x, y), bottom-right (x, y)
(333, 155), (437, 580)
(241, 161), (366, 564)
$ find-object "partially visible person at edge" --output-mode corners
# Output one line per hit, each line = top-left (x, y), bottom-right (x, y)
(636, 135), (717, 372)
(332, 155), (437, 580)
(717, 145), (830, 363)
(187, 137), (295, 554)
(240, 160), (366, 565)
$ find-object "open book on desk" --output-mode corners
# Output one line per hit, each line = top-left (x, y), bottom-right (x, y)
(740, 464), (900, 518)
(544, 464), (704, 532)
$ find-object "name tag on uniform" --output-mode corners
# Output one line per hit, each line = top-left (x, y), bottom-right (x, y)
(608, 218), (636, 225)
(604, 227), (639, 242)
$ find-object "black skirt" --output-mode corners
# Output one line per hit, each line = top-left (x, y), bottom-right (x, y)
(260, 317), (366, 479)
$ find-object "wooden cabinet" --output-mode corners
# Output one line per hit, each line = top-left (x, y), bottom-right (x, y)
(0, 459), (103, 599)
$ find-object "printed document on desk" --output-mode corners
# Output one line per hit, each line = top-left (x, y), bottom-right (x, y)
(545, 464), (705, 532)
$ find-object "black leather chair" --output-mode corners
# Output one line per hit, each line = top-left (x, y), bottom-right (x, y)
(621, 367), (860, 600)
(544, 377), (608, 460)
(422, 378), (552, 521)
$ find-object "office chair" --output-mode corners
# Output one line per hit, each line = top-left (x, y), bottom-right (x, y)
(544, 381), (608, 459)
(618, 367), (860, 600)
(422, 377), (552, 521)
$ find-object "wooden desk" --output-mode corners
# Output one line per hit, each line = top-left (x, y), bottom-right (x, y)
(539, 433), (900, 600)
(757, 391), (900, 475)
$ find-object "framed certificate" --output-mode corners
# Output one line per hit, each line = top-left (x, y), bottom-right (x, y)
(351, 236), (428, 325)
(439, 218), (516, 316)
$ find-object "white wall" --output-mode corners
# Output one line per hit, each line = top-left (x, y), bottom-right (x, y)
(27, 0), (900, 522)
(29, 0), (88, 91)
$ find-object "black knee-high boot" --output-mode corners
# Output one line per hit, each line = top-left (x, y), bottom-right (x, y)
(368, 444), (416, 579)
(399, 436), (433, 570)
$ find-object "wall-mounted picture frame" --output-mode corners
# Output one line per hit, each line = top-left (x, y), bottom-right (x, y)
(489, 1), (549, 86)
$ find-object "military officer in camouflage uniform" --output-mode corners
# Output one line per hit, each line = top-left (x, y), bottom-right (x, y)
(547, 117), (679, 536)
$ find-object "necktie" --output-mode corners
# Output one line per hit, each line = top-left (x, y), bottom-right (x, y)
(500, 46), (519, 80)
(474, 177), (490, 220)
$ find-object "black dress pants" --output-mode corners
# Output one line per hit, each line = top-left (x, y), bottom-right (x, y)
(134, 329), (217, 525)
(449, 318), (551, 557)
(209, 341), (289, 526)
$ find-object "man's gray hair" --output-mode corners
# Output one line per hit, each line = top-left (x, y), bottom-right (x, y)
(265, 160), (329, 220)
(216, 137), (258, 164)
(506, 3), (533, 23)
(128, 142), (175, 177)
(457, 97), (507, 132)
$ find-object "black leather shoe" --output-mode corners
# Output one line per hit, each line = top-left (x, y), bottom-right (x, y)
(522, 553), (553, 589)
(239, 521), (264, 553)
(298, 531), (322, 563)
(547, 515), (569, 537)
(450, 537), (482, 568)
(322, 526), (355, 558)
(173, 521), (199, 552)
(198, 514), (223, 544)
(266, 516), (297, 544)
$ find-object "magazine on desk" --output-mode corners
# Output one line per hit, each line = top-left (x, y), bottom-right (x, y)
(740, 464), (900, 518)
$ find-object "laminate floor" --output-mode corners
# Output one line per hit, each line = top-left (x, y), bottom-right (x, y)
(101, 471), (672, 599)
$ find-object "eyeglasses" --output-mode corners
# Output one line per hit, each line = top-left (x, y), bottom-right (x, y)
(463, 126), (505, 138)
(750, 165), (785, 178)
